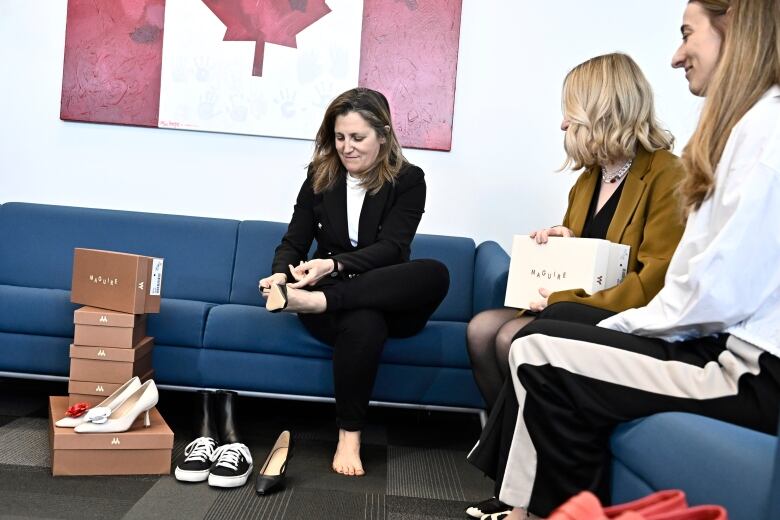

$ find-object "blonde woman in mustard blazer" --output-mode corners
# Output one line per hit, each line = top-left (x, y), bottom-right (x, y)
(551, 145), (683, 311)
(466, 53), (686, 415)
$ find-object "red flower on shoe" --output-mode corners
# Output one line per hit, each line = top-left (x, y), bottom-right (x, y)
(65, 402), (90, 418)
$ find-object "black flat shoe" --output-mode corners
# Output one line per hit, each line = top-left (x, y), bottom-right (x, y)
(265, 284), (288, 313)
(255, 430), (293, 495)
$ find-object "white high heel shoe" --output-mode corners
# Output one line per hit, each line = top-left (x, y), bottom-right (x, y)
(74, 380), (159, 433)
(55, 376), (142, 428)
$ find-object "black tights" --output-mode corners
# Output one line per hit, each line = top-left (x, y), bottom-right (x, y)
(467, 303), (613, 409)
(466, 309), (534, 409)
(298, 259), (450, 430)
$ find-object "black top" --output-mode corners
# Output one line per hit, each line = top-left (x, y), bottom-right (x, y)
(581, 179), (626, 239)
(272, 163), (426, 279)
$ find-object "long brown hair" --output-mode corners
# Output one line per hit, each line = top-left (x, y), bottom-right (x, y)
(692, 0), (730, 39)
(681, 0), (780, 214)
(310, 88), (406, 195)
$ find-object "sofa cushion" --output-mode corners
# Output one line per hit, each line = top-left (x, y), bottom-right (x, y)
(410, 234), (475, 322)
(611, 412), (776, 520)
(230, 220), (288, 306)
(0, 285), (77, 337)
(204, 304), (471, 368)
(147, 299), (215, 348)
(0, 332), (71, 376)
(0, 202), (239, 303)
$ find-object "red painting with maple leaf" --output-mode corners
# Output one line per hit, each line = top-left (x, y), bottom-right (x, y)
(201, 0), (331, 77)
(60, 0), (463, 151)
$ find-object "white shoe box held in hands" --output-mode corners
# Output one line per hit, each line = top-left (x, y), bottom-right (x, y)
(504, 235), (630, 310)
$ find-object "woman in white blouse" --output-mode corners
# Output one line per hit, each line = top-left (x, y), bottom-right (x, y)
(468, 0), (780, 517)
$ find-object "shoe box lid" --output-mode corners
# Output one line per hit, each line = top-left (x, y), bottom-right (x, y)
(68, 368), (155, 401)
(69, 348), (154, 384)
(74, 306), (145, 328)
(70, 336), (153, 363)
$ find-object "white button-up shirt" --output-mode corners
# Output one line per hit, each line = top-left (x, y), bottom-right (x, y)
(600, 86), (780, 357)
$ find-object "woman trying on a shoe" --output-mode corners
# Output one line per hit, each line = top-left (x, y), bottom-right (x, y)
(259, 87), (450, 476)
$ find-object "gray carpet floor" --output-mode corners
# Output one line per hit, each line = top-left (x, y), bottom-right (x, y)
(0, 377), (492, 519)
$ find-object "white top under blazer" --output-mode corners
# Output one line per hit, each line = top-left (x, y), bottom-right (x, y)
(346, 172), (367, 247)
(600, 86), (780, 357)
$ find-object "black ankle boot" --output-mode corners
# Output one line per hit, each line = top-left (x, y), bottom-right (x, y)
(196, 390), (220, 440)
(216, 390), (241, 444)
(174, 391), (220, 483)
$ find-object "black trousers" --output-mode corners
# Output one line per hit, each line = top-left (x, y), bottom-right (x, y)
(468, 302), (780, 517)
(298, 259), (450, 430)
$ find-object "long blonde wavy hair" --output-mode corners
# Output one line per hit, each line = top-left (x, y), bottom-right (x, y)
(681, 0), (780, 214)
(310, 88), (406, 195)
(561, 53), (674, 171)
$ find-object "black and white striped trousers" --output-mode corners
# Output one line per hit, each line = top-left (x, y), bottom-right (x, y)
(468, 302), (780, 517)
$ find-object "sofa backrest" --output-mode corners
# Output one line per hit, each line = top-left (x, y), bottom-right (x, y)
(231, 220), (475, 321)
(0, 203), (239, 303)
(410, 234), (475, 321)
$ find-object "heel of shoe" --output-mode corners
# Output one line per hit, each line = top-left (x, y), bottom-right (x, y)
(143, 409), (151, 427)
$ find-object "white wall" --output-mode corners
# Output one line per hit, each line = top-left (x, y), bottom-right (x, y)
(0, 0), (701, 251)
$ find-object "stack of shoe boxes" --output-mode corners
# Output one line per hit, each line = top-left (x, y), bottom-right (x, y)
(49, 248), (173, 476)
(68, 307), (153, 406)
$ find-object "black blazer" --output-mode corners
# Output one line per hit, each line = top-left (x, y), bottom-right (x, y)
(272, 163), (426, 279)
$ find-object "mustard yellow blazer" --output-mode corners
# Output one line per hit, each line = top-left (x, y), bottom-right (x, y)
(547, 147), (686, 312)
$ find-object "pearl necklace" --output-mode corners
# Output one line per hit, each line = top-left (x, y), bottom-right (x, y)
(601, 158), (633, 183)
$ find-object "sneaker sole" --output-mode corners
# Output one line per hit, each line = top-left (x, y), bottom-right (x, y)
(175, 467), (210, 482)
(208, 466), (253, 488)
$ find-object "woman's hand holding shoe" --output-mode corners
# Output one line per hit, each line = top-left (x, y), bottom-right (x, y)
(287, 259), (336, 288)
(530, 225), (574, 244)
(259, 273), (288, 297)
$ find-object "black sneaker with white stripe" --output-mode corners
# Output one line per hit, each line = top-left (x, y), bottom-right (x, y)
(175, 437), (218, 482)
(208, 442), (253, 488)
(465, 496), (511, 519)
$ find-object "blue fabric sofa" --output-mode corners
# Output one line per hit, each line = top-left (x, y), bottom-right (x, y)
(0, 201), (507, 414)
(1, 202), (777, 519)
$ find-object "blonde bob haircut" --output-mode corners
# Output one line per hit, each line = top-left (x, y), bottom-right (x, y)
(561, 53), (674, 171)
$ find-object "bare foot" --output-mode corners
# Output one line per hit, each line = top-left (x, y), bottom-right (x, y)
(286, 286), (327, 313)
(332, 429), (365, 476)
(267, 285), (327, 314)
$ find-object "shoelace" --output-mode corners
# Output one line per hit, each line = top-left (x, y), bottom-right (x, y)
(183, 437), (217, 463)
(211, 442), (253, 470)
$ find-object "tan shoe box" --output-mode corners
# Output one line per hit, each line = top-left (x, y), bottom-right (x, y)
(49, 396), (172, 476)
(73, 307), (147, 348)
(71, 248), (163, 314)
(70, 336), (153, 362)
(68, 369), (154, 406)
(69, 338), (154, 383)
